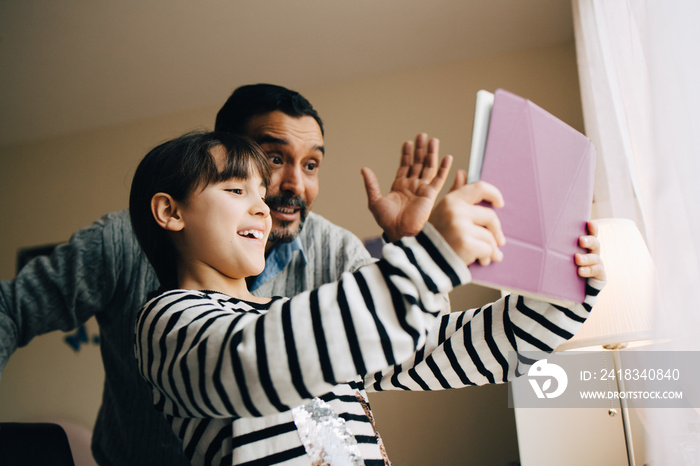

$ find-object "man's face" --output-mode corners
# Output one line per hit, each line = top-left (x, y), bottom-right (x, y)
(244, 111), (324, 250)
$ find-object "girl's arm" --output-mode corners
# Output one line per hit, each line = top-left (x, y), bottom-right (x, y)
(135, 224), (471, 419)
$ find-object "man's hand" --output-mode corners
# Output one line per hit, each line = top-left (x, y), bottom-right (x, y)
(362, 133), (453, 242)
(576, 221), (607, 281)
(429, 170), (506, 267)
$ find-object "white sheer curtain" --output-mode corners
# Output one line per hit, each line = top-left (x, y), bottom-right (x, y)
(573, 0), (651, 230)
(573, 0), (700, 464)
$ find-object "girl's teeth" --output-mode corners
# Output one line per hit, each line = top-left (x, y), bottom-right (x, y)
(239, 230), (263, 239)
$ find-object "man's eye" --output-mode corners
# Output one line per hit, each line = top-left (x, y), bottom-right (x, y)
(306, 162), (318, 171)
(226, 189), (243, 195)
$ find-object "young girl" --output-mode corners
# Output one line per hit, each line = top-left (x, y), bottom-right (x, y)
(130, 131), (604, 466)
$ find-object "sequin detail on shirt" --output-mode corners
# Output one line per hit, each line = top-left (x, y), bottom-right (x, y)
(292, 397), (364, 466)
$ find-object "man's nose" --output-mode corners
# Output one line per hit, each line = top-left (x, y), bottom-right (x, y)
(280, 164), (304, 195)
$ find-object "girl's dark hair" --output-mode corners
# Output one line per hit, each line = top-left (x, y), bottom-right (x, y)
(215, 83), (324, 136)
(129, 131), (271, 291)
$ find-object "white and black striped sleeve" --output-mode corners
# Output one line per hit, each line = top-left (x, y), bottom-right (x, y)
(368, 278), (605, 392)
(134, 224), (471, 419)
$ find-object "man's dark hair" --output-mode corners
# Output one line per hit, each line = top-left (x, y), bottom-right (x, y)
(215, 83), (324, 136)
(129, 131), (271, 291)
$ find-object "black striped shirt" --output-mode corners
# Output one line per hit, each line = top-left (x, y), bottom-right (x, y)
(135, 225), (602, 465)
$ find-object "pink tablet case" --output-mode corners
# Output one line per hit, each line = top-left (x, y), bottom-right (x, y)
(469, 89), (596, 305)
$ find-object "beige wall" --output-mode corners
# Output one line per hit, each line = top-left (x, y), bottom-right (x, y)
(0, 41), (583, 465)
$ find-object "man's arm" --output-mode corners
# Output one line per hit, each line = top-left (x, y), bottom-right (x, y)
(0, 210), (136, 374)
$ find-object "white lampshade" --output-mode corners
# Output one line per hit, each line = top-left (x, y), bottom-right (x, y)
(556, 218), (655, 351)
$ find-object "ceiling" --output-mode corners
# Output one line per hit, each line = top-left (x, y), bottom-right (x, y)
(0, 0), (574, 146)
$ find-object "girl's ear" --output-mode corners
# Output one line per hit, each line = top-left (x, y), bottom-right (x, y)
(151, 193), (185, 232)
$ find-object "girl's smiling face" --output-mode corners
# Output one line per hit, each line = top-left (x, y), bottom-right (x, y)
(173, 145), (271, 284)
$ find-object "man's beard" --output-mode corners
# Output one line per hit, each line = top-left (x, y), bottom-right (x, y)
(266, 194), (308, 244)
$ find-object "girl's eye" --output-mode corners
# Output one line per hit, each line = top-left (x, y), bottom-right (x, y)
(270, 156), (282, 165)
(226, 188), (243, 195)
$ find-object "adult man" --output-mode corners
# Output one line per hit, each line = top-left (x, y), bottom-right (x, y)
(0, 84), (467, 465)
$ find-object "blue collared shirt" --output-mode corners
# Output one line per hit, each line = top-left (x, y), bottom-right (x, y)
(249, 237), (307, 291)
